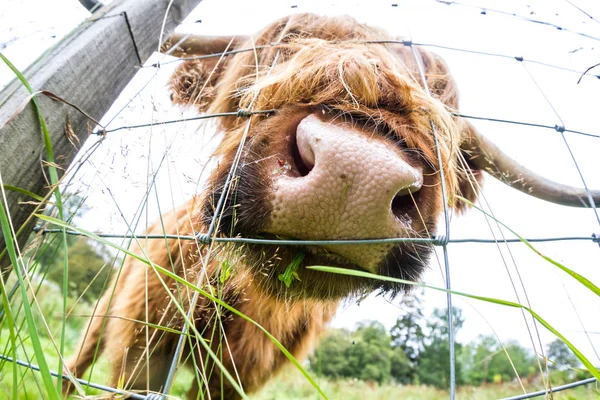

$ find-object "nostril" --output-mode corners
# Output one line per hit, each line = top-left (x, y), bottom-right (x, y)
(293, 121), (316, 177)
(292, 136), (313, 177)
(391, 188), (421, 220)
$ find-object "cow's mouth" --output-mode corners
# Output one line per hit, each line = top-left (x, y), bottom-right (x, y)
(241, 233), (424, 299)
(256, 234), (370, 272)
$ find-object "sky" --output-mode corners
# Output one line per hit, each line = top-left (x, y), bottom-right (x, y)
(2, 0), (600, 374)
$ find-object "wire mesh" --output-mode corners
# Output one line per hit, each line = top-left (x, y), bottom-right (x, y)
(1, 1), (599, 399)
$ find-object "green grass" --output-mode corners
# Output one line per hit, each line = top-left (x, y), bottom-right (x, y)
(2, 323), (598, 400)
(0, 277), (194, 399)
(255, 367), (600, 400)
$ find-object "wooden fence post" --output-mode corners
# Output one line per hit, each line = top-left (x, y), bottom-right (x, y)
(0, 0), (202, 273)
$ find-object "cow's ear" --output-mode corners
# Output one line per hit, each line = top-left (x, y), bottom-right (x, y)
(169, 58), (224, 111)
(164, 35), (246, 111)
(454, 122), (484, 213)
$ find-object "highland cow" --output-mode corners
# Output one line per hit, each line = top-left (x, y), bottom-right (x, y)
(65, 13), (599, 399)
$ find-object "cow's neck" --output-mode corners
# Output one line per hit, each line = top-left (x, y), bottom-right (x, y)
(208, 275), (338, 397)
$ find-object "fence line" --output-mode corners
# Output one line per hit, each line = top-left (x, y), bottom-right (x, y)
(1, 352), (596, 400)
(148, 37), (600, 80)
(30, 226), (600, 245)
(2, 1), (599, 399)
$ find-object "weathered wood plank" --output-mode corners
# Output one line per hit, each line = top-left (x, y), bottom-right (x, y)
(0, 0), (202, 272)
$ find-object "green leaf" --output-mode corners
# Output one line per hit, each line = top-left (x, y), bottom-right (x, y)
(278, 252), (305, 288)
(1, 185), (44, 202)
(220, 259), (232, 283)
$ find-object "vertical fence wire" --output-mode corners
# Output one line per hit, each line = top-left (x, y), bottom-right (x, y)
(409, 44), (456, 399)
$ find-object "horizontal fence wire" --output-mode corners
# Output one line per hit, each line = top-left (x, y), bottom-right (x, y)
(0, 355), (147, 400)
(450, 113), (600, 139)
(434, 0), (600, 43)
(501, 377), (598, 400)
(96, 106), (600, 140)
(31, 226), (600, 245)
(100, 109), (277, 134)
(149, 38), (600, 80)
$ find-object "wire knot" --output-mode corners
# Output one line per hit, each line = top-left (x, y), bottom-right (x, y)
(236, 109), (253, 118)
(195, 232), (212, 245)
(434, 235), (449, 246)
(592, 233), (600, 245)
(401, 39), (413, 47)
(514, 56), (524, 62)
(554, 124), (565, 133)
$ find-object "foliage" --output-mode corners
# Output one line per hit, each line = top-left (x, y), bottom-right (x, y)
(390, 289), (425, 383)
(311, 301), (554, 391)
(38, 236), (114, 303)
(547, 339), (580, 371)
(28, 193), (115, 303)
(546, 338), (586, 384)
(460, 335), (537, 385)
(310, 301), (470, 388)
(415, 307), (465, 389)
(310, 321), (396, 384)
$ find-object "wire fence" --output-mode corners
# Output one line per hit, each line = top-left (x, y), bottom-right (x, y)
(1, 1), (599, 399)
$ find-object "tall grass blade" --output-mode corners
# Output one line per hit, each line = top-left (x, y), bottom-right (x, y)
(0, 271), (18, 399)
(0, 51), (69, 392)
(0, 189), (60, 398)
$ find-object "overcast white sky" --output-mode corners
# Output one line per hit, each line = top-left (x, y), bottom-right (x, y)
(3, 0), (600, 373)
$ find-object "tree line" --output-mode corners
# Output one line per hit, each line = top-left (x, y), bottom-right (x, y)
(309, 290), (586, 388)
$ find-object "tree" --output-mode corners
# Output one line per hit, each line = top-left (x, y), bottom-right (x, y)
(390, 346), (412, 383)
(546, 339), (579, 371)
(460, 335), (536, 385)
(545, 339), (582, 384)
(30, 193), (115, 302)
(416, 307), (465, 389)
(390, 289), (425, 383)
(348, 321), (393, 384)
(310, 329), (352, 379)
(310, 321), (396, 384)
(43, 237), (114, 302)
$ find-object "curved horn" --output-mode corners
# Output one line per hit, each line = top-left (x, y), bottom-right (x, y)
(462, 127), (600, 207)
(161, 34), (249, 57)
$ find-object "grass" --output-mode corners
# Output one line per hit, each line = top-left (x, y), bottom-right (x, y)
(0, 277), (194, 399)
(2, 320), (598, 400)
(255, 367), (600, 400)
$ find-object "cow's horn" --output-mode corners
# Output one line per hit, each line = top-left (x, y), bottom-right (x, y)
(161, 34), (249, 57)
(462, 128), (600, 207)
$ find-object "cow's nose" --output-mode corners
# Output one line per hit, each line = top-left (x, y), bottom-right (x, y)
(266, 114), (423, 273)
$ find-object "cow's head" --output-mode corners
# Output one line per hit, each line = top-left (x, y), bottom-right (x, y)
(167, 14), (599, 300)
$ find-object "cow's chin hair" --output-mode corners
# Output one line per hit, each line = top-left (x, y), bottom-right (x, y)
(233, 242), (432, 301)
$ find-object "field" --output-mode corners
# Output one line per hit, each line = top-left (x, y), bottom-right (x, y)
(1, 276), (598, 399)
(256, 368), (599, 400)
(2, 326), (597, 399)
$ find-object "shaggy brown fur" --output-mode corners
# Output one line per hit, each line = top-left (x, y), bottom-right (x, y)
(66, 13), (483, 399)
